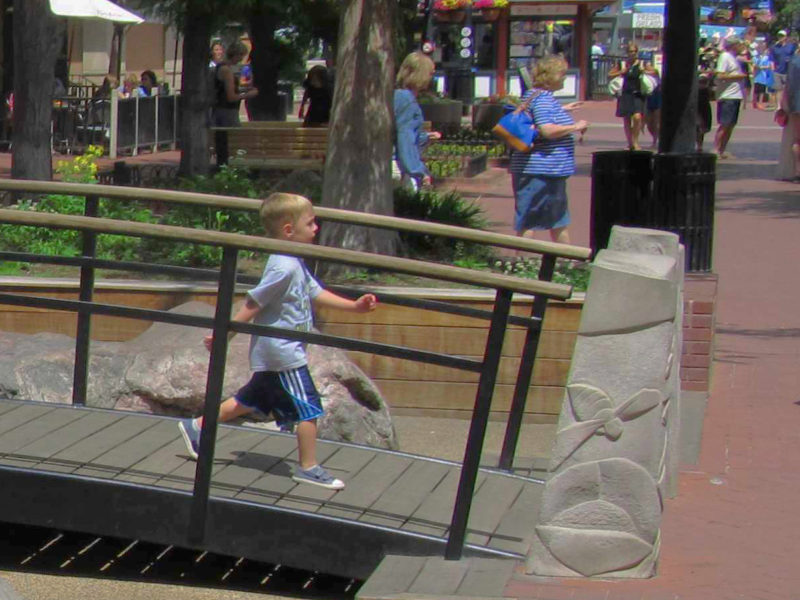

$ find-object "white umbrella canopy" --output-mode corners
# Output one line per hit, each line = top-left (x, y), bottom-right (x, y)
(49, 0), (144, 24)
(50, 0), (145, 82)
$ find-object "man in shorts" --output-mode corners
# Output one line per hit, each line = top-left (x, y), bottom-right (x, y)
(714, 36), (747, 159)
(770, 30), (798, 91)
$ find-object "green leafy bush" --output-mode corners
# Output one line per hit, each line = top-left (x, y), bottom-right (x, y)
(393, 186), (493, 264)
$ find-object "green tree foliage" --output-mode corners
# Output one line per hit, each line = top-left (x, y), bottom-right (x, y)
(772, 0), (800, 33)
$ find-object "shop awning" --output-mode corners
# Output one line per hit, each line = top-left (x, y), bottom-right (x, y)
(49, 0), (144, 23)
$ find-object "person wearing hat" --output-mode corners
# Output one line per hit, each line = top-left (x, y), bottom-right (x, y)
(714, 36), (747, 158)
(770, 30), (797, 91)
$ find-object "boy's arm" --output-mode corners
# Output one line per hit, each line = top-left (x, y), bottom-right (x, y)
(204, 296), (261, 351)
(313, 289), (377, 313)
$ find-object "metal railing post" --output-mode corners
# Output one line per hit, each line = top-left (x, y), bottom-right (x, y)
(172, 95), (179, 150)
(188, 246), (238, 544)
(72, 194), (98, 406)
(498, 255), (556, 471)
(445, 287), (513, 560)
(133, 97), (139, 156)
(153, 95), (159, 153)
(110, 93), (118, 159)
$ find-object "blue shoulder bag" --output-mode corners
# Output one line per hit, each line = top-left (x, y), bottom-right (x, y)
(491, 90), (542, 153)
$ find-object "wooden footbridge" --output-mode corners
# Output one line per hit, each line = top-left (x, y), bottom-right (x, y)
(0, 180), (591, 580)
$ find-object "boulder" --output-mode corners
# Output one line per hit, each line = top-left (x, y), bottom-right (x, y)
(0, 301), (397, 449)
(0, 579), (24, 600)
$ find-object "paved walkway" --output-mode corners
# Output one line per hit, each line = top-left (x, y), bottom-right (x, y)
(0, 102), (797, 599)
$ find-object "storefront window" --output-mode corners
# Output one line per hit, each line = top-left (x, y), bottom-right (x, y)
(431, 20), (497, 70)
(474, 22), (496, 70)
(508, 19), (576, 70)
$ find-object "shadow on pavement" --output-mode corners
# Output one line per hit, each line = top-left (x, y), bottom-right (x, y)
(716, 189), (800, 216)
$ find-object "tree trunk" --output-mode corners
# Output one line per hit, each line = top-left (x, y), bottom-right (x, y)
(658, 0), (699, 154)
(247, 8), (284, 121)
(178, 6), (213, 177)
(12, 0), (63, 181)
(317, 0), (398, 276)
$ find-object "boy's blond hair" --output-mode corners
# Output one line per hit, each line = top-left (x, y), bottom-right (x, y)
(259, 193), (313, 238)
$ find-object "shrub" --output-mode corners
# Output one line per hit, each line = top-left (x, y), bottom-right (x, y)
(393, 186), (493, 265)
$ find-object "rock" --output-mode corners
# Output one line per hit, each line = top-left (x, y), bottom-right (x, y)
(308, 343), (398, 449)
(0, 301), (396, 450)
(0, 579), (24, 600)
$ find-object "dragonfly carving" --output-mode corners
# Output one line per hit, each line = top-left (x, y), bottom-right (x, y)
(551, 383), (665, 470)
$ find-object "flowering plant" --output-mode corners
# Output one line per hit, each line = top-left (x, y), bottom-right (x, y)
(433, 0), (471, 10)
(473, 0), (509, 7)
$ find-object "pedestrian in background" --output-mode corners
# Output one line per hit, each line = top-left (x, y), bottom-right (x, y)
(752, 40), (774, 109)
(393, 51), (441, 190)
(777, 44), (800, 181)
(212, 41), (259, 167)
(509, 55), (588, 245)
(714, 36), (746, 159)
(298, 65), (332, 127)
(608, 42), (655, 151)
(770, 30), (797, 92)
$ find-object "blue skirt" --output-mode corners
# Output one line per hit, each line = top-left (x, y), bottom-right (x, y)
(512, 174), (570, 232)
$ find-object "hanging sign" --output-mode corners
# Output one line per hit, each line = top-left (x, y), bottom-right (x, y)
(510, 5), (577, 16)
(632, 13), (664, 28)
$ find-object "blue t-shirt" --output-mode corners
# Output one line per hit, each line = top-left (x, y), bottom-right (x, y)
(247, 254), (322, 372)
(771, 41), (798, 75)
(753, 54), (773, 87)
(510, 89), (575, 178)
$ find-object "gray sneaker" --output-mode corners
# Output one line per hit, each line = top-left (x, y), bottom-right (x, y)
(178, 418), (200, 460)
(292, 465), (345, 490)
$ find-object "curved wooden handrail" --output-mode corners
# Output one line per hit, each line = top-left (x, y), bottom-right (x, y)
(0, 209), (573, 300)
(0, 179), (592, 261)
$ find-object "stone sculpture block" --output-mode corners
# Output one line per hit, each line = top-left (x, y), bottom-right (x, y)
(527, 227), (682, 579)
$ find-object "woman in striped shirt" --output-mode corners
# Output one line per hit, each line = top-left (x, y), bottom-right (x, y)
(510, 55), (589, 244)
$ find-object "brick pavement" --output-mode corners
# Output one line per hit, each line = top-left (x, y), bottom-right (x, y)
(1, 102), (797, 598)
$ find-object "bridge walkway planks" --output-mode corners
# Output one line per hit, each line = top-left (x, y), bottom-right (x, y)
(0, 399), (545, 579)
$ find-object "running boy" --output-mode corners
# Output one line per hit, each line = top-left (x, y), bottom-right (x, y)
(178, 193), (377, 490)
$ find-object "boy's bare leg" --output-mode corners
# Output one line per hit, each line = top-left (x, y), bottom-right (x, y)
(550, 226), (570, 245)
(296, 419), (318, 469)
(196, 397), (252, 428)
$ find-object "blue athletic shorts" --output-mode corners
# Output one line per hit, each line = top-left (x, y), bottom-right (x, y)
(512, 173), (570, 232)
(234, 366), (324, 427)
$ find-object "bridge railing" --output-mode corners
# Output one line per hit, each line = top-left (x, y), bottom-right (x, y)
(0, 179), (591, 560)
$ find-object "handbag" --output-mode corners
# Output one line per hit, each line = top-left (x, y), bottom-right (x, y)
(640, 73), (657, 96)
(775, 108), (788, 128)
(491, 90), (542, 153)
(608, 76), (623, 97)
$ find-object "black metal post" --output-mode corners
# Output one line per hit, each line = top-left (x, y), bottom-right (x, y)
(498, 255), (555, 471)
(445, 288), (513, 560)
(71, 194), (98, 406)
(658, 0), (699, 154)
(188, 246), (238, 544)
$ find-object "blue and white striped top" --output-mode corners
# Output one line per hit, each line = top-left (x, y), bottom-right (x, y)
(510, 89), (576, 177)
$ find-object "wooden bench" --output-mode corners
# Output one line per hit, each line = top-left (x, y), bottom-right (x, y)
(240, 121), (304, 128)
(210, 126), (328, 170)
